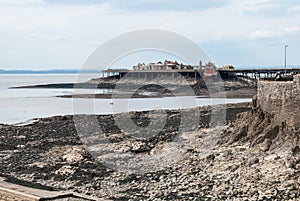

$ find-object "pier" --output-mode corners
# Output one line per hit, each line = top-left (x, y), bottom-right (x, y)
(102, 68), (300, 83)
(102, 69), (201, 82)
(219, 68), (300, 80)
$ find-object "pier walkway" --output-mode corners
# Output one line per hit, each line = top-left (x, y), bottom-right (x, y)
(219, 68), (300, 80)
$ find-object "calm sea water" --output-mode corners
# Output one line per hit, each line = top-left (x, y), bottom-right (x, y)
(0, 74), (251, 125)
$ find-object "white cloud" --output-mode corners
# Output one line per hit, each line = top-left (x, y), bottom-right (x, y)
(283, 27), (300, 33)
(28, 33), (67, 42)
(235, 0), (300, 17)
(288, 5), (300, 12)
(0, 0), (300, 69)
(241, 0), (279, 11)
(252, 27), (300, 39)
(49, 35), (67, 42)
(252, 30), (281, 38)
(236, 0), (281, 16)
(41, 0), (231, 11)
(0, 3), (112, 32)
(104, 0), (231, 11)
(0, 0), (44, 6)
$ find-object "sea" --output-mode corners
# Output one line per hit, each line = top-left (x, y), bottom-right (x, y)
(0, 74), (251, 125)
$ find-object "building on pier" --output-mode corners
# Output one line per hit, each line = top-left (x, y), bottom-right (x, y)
(102, 60), (217, 81)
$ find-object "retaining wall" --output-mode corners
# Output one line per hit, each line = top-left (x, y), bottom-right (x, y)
(257, 74), (300, 125)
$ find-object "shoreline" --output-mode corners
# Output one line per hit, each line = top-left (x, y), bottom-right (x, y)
(0, 102), (252, 199)
(1, 100), (300, 200)
(1, 99), (252, 126)
(56, 89), (256, 99)
(12, 81), (256, 99)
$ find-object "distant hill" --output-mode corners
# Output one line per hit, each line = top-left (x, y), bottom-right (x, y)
(0, 69), (100, 74)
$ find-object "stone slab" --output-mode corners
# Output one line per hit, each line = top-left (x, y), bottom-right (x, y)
(0, 178), (107, 201)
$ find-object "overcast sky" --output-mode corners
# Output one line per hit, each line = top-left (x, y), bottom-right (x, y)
(0, 0), (299, 70)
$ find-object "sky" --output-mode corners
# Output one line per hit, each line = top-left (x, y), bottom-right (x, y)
(0, 0), (299, 70)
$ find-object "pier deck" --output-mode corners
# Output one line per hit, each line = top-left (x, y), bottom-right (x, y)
(101, 68), (300, 82)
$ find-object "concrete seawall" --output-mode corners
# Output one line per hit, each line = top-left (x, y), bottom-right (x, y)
(257, 74), (300, 126)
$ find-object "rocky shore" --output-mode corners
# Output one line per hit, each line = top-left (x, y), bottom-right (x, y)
(3, 100), (300, 200)
(3, 68), (299, 200)
(3, 72), (300, 200)
(0, 102), (269, 200)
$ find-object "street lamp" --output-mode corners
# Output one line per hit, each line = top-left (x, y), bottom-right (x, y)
(285, 45), (288, 75)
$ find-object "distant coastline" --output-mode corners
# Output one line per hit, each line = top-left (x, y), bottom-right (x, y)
(0, 65), (299, 74)
(0, 69), (100, 74)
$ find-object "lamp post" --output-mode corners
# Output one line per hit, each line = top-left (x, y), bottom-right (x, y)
(285, 45), (288, 75)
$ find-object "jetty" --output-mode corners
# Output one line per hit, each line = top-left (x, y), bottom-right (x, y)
(100, 60), (299, 83)
(219, 68), (300, 80)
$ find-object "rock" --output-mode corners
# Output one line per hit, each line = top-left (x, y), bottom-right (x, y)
(285, 159), (296, 169)
(260, 139), (272, 152)
(227, 164), (239, 172)
(55, 165), (75, 175)
(17, 144), (25, 149)
(291, 145), (300, 156)
(62, 147), (85, 163)
(221, 149), (232, 157)
(3, 102), (300, 200)
(130, 141), (151, 153)
(248, 157), (259, 166)
(264, 154), (280, 161)
(171, 188), (178, 193)
(229, 127), (247, 144)
(206, 154), (215, 162)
